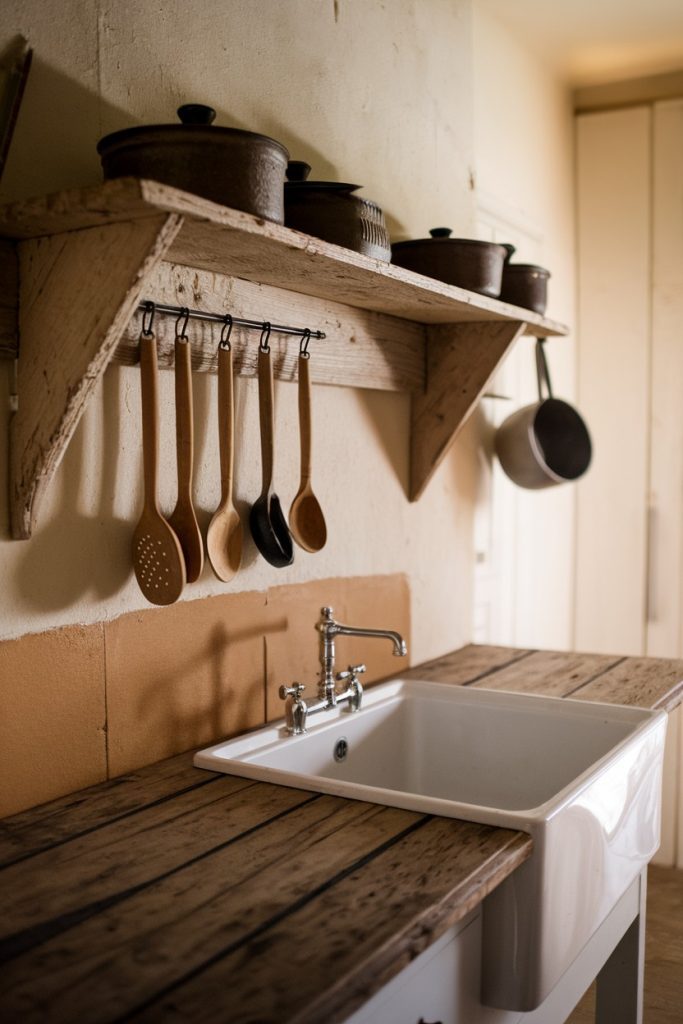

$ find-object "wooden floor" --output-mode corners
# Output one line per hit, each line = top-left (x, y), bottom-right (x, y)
(567, 866), (683, 1023)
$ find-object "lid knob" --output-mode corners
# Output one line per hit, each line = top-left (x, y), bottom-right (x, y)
(286, 160), (312, 182)
(177, 104), (216, 126)
(429, 227), (452, 238)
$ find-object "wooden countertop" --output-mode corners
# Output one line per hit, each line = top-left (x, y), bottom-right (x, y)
(1, 643), (682, 1023)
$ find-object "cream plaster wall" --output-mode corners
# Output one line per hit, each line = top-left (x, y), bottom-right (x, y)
(0, 0), (479, 661)
(471, 6), (578, 651)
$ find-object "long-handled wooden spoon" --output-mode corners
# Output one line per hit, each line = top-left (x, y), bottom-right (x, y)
(289, 351), (327, 552)
(132, 331), (186, 605)
(249, 333), (294, 567)
(207, 340), (243, 580)
(168, 334), (204, 582)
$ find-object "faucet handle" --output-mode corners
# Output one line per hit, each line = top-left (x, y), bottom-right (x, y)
(279, 683), (306, 701)
(336, 664), (367, 682)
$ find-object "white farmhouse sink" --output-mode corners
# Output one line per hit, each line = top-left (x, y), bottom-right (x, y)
(195, 678), (667, 1011)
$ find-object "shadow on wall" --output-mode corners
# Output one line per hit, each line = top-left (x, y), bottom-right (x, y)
(0, 51), (134, 202)
(12, 368), (132, 610)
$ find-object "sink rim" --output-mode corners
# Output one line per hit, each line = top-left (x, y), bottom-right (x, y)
(194, 677), (666, 831)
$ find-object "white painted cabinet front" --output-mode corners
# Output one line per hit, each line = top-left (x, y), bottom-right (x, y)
(575, 98), (683, 868)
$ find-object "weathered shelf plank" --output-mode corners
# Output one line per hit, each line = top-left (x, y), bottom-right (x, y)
(115, 261), (427, 393)
(0, 178), (568, 336)
(0, 180), (570, 536)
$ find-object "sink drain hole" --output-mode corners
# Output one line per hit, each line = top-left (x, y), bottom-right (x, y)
(334, 737), (348, 762)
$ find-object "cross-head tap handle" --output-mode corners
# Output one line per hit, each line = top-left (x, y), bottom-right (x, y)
(279, 683), (306, 700)
(336, 664), (367, 682)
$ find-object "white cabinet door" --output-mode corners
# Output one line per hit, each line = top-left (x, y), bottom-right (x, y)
(575, 100), (683, 867)
(575, 106), (652, 657)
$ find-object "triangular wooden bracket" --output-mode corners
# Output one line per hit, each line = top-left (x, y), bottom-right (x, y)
(9, 213), (183, 539)
(410, 320), (526, 501)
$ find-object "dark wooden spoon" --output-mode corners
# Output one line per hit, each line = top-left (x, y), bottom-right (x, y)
(249, 344), (293, 567)
(289, 353), (327, 552)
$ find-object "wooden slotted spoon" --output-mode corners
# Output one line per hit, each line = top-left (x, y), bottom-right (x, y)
(168, 333), (204, 582)
(207, 338), (243, 580)
(132, 331), (186, 605)
(289, 350), (327, 552)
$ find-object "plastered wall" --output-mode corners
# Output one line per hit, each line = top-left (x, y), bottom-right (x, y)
(0, 0), (477, 656)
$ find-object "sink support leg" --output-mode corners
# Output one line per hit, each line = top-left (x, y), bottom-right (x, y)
(594, 867), (646, 1024)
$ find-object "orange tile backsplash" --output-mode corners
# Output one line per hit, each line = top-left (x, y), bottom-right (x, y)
(0, 625), (107, 817)
(0, 574), (409, 817)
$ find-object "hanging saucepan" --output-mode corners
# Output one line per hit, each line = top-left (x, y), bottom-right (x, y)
(97, 104), (289, 223)
(495, 340), (592, 489)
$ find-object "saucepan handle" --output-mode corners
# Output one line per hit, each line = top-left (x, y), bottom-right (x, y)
(535, 337), (553, 401)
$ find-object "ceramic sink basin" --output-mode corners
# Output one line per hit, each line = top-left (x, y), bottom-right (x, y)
(195, 678), (667, 1011)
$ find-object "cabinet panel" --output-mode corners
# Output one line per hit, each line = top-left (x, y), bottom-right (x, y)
(575, 107), (652, 655)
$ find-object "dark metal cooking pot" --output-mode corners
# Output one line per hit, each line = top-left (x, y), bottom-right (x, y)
(495, 340), (592, 489)
(284, 160), (391, 261)
(97, 104), (289, 224)
(391, 228), (507, 297)
(499, 246), (551, 314)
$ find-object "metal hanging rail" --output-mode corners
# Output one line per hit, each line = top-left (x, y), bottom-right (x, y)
(137, 300), (326, 340)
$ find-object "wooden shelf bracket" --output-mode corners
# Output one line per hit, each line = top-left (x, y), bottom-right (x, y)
(410, 320), (526, 500)
(9, 213), (183, 539)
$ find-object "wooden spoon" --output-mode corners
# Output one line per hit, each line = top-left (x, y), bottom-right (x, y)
(132, 333), (186, 605)
(289, 353), (327, 552)
(207, 343), (243, 580)
(168, 337), (204, 582)
(249, 344), (294, 567)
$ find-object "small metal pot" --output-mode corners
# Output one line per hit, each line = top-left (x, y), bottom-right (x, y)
(500, 259), (551, 315)
(391, 228), (507, 297)
(97, 104), (289, 224)
(284, 161), (391, 261)
(495, 340), (592, 489)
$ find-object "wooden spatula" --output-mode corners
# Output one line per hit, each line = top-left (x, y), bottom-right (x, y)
(132, 332), (186, 605)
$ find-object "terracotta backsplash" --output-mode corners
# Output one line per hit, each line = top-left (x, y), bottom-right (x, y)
(0, 574), (410, 817)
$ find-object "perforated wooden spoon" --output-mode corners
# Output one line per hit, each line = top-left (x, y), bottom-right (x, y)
(132, 332), (186, 605)
(207, 342), (243, 581)
(289, 353), (327, 552)
(168, 336), (204, 582)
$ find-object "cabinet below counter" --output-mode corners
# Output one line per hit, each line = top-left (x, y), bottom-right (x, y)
(1, 643), (681, 1023)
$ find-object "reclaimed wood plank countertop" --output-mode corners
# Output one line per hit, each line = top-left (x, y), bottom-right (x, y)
(1, 643), (682, 1024)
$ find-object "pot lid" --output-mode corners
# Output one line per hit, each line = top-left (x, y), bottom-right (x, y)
(392, 228), (507, 253)
(504, 263), (551, 277)
(97, 104), (289, 157)
(284, 160), (360, 194)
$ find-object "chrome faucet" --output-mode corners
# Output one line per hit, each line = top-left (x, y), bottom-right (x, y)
(279, 606), (408, 735)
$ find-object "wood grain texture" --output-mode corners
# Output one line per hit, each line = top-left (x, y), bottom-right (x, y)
(115, 261), (427, 393)
(0, 178), (568, 335)
(135, 821), (531, 1024)
(572, 656), (683, 712)
(469, 649), (624, 697)
(10, 213), (182, 538)
(410, 320), (526, 500)
(0, 237), (17, 356)
(404, 642), (534, 685)
(0, 799), (433, 1022)
(0, 750), (219, 867)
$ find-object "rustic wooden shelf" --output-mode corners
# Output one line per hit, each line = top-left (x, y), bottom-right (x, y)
(0, 177), (568, 539)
